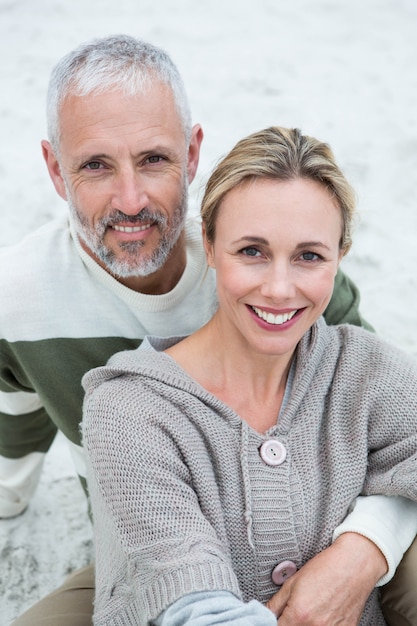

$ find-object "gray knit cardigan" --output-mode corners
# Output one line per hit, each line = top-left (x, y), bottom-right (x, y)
(82, 317), (417, 626)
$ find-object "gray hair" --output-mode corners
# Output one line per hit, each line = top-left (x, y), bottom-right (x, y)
(46, 34), (192, 154)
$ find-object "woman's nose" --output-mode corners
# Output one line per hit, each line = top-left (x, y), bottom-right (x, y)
(260, 262), (297, 301)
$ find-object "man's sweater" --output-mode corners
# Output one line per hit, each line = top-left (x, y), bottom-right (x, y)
(0, 215), (217, 514)
(82, 319), (417, 625)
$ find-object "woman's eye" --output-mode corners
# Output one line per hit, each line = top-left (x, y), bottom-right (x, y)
(301, 251), (320, 261)
(241, 246), (261, 257)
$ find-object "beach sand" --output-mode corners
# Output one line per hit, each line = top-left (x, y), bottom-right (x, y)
(1, 0), (416, 622)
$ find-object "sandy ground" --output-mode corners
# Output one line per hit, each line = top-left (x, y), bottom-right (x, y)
(1, 0), (417, 623)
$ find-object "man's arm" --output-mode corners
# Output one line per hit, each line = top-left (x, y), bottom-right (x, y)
(324, 267), (374, 330)
(0, 389), (56, 517)
(267, 532), (386, 625)
(333, 495), (417, 586)
(0, 347), (57, 517)
(266, 496), (417, 625)
(0, 451), (46, 517)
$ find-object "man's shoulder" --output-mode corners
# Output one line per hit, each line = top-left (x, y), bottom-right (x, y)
(0, 216), (71, 275)
(325, 267), (373, 330)
(184, 216), (203, 244)
(0, 216), (77, 335)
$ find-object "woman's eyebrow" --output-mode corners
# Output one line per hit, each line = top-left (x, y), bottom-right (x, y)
(231, 236), (269, 245)
(295, 241), (331, 251)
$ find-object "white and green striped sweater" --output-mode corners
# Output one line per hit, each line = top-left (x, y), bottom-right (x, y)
(0, 216), (217, 515)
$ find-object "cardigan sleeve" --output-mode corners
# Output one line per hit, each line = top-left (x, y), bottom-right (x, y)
(363, 348), (417, 502)
(83, 374), (242, 624)
(348, 339), (417, 583)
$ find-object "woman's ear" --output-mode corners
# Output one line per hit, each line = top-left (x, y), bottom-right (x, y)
(202, 223), (215, 268)
(338, 244), (350, 264)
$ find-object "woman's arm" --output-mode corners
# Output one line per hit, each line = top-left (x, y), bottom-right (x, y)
(154, 591), (276, 626)
(83, 373), (243, 624)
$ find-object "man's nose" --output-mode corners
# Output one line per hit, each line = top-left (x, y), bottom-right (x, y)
(111, 169), (150, 216)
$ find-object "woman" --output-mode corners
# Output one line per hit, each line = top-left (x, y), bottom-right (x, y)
(82, 127), (417, 625)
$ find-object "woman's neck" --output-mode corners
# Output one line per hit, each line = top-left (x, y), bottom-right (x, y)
(166, 316), (295, 433)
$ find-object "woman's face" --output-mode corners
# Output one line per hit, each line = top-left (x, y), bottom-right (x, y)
(204, 177), (344, 359)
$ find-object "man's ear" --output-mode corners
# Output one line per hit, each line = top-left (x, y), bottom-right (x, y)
(187, 124), (204, 184)
(202, 223), (215, 268)
(41, 140), (68, 200)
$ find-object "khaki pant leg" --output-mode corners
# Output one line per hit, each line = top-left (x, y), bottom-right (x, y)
(11, 563), (94, 626)
(380, 536), (417, 626)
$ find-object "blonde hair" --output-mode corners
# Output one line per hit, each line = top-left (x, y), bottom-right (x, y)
(201, 126), (356, 254)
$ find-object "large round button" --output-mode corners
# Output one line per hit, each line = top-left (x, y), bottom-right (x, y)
(271, 560), (297, 585)
(259, 439), (287, 466)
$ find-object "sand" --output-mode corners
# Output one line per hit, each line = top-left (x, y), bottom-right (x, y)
(1, 0), (416, 622)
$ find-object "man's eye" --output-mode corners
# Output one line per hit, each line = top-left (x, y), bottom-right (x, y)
(147, 155), (164, 164)
(84, 162), (103, 170)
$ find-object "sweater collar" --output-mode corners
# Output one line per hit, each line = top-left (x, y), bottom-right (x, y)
(68, 215), (213, 313)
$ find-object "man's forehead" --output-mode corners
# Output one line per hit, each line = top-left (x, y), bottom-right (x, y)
(58, 86), (186, 151)
(62, 85), (173, 116)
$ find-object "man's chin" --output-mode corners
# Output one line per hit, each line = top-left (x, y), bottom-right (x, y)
(82, 232), (174, 278)
(105, 255), (165, 279)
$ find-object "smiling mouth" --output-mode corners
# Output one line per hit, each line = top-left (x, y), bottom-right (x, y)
(251, 306), (298, 325)
(112, 223), (152, 233)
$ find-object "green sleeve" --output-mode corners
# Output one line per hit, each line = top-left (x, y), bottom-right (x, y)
(0, 339), (57, 457)
(323, 268), (374, 331)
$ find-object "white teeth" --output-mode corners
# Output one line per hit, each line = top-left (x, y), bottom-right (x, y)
(113, 224), (151, 233)
(252, 306), (297, 325)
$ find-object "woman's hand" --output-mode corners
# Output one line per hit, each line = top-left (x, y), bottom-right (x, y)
(266, 533), (387, 625)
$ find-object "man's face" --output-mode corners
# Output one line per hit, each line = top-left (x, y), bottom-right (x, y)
(43, 83), (202, 285)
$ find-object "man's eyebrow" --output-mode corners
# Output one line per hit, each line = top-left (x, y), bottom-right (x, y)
(72, 144), (177, 164)
(137, 145), (178, 160)
(81, 153), (107, 161)
(70, 153), (108, 168)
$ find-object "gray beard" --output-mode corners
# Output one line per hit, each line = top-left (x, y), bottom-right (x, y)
(67, 182), (188, 278)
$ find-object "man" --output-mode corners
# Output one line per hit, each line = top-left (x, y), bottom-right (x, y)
(0, 35), (415, 626)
